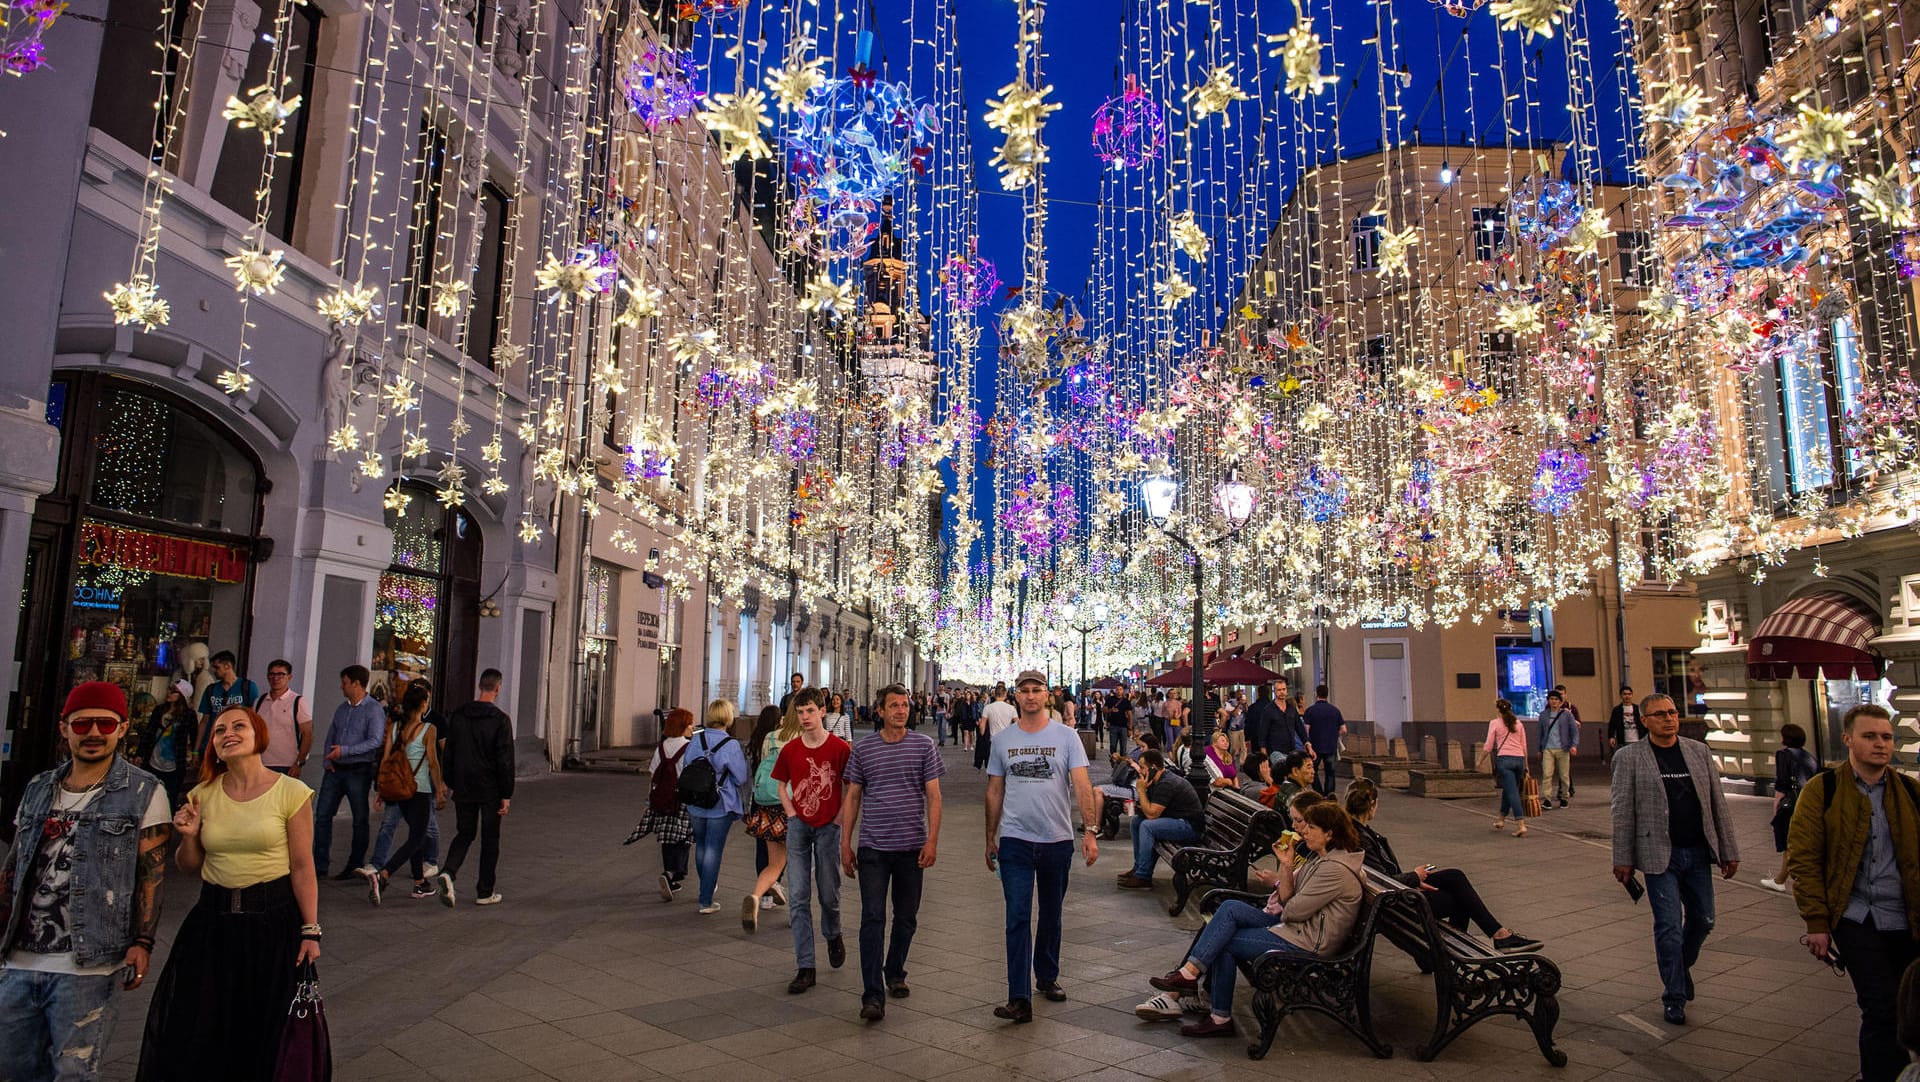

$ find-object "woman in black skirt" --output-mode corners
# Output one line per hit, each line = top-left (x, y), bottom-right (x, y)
(139, 705), (320, 1081)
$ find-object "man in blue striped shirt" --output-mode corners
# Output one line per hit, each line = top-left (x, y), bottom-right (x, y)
(839, 684), (944, 1022)
(312, 665), (387, 878)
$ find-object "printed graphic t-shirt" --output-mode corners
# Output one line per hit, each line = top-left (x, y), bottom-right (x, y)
(988, 720), (1090, 844)
(773, 734), (852, 828)
(1653, 741), (1708, 850)
(8, 783), (171, 976)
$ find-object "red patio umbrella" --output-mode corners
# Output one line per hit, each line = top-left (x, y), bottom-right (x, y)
(1090, 676), (1125, 690)
(1202, 655), (1283, 687)
(1144, 664), (1194, 688)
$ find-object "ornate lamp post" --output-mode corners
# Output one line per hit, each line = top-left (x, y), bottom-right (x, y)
(1142, 468), (1255, 798)
(1064, 600), (1108, 700)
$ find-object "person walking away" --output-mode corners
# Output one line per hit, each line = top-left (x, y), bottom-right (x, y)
(1486, 699), (1530, 837)
(1303, 686), (1345, 795)
(981, 685), (1017, 740)
(1243, 683), (1282, 765)
(934, 693), (950, 746)
(1787, 703), (1920, 1082)
(1606, 686), (1641, 761)
(436, 669), (515, 907)
(367, 678), (441, 878)
(985, 669), (1099, 1024)
(1610, 693), (1739, 1025)
(1538, 690), (1579, 809)
(140, 680), (197, 809)
(0, 682), (170, 1081)
(253, 659), (312, 777)
(685, 700), (750, 914)
(366, 682), (447, 905)
(646, 708), (697, 899)
(1116, 750), (1204, 889)
(771, 688), (851, 993)
(193, 650), (259, 763)
(313, 665), (385, 879)
(840, 684), (944, 1021)
(742, 705), (799, 930)
(138, 705), (320, 1081)
(1761, 722), (1820, 893)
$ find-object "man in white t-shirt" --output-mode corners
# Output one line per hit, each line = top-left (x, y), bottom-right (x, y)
(254, 658), (314, 776)
(0, 682), (172, 1079)
(985, 669), (1098, 1024)
(980, 686), (1018, 742)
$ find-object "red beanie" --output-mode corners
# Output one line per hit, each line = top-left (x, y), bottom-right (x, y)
(63, 681), (129, 721)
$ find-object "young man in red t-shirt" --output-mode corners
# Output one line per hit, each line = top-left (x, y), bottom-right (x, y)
(771, 687), (851, 994)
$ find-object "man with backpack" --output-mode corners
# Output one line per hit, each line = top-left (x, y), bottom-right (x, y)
(681, 700), (750, 914)
(1787, 703), (1920, 1082)
(436, 669), (515, 908)
(253, 659), (312, 776)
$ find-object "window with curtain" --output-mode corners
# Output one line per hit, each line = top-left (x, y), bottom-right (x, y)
(1780, 342), (1835, 493)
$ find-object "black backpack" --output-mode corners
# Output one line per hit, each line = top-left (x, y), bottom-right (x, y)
(676, 731), (733, 810)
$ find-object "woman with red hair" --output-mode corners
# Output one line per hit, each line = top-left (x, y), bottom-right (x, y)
(647, 707), (697, 899)
(137, 705), (320, 1080)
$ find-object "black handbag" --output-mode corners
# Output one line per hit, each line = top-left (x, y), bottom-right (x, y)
(273, 961), (332, 1081)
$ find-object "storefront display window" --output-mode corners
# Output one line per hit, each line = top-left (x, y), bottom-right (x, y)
(371, 483), (481, 708)
(89, 384), (256, 532)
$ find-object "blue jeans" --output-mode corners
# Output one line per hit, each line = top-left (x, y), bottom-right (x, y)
(1131, 815), (1200, 878)
(1645, 845), (1716, 1008)
(1188, 899), (1299, 1017)
(311, 762), (372, 873)
(690, 812), (736, 906)
(0, 969), (118, 1081)
(786, 819), (841, 969)
(372, 798), (440, 868)
(1494, 755), (1527, 819)
(998, 837), (1072, 1003)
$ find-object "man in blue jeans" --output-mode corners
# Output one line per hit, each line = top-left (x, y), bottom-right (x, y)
(313, 665), (387, 878)
(1116, 750), (1205, 889)
(985, 669), (1100, 1024)
(773, 688), (852, 994)
(840, 684), (944, 1021)
(1610, 693), (1739, 1026)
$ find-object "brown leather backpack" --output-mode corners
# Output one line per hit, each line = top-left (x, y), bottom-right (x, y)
(376, 722), (424, 802)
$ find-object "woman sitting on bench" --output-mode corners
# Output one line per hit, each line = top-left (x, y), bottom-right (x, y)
(1134, 801), (1368, 1038)
(1344, 779), (1540, 953)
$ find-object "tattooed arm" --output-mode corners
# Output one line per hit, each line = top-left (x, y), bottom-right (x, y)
(123, 822), (171, 990)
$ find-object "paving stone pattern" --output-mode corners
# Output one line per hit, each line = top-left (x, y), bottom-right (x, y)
(87, 748), (1864, 1080)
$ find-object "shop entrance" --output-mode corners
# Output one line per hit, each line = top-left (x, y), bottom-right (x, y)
(372, 483), (482, 713)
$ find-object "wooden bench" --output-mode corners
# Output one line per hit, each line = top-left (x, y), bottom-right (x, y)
(1162, 788), (1287, 917)
(1361, 864), (1566, 1065)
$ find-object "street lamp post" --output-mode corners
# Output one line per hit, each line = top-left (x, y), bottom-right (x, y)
(1142, 469), (1255, 800)
(1064, 601), (1108, 700)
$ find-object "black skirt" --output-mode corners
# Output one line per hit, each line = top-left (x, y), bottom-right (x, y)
(137, 876), (302, 1082)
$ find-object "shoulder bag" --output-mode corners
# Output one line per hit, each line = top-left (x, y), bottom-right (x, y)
(272, 961), (332, 1081)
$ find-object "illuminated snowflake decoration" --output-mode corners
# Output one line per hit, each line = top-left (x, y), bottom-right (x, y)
(1268, 5), (1337, 101)
(787, 75), (938, 200)
(1157, 270), (1196, 309)
(1852, 172), (1918, 230)
(1781, 104), (1862, 168)
(490, 342), (527, 369)
(535, 254), (603, 305)
(700, 89), (774, 164)
(1571, 311), (1614, 349)
(215, 369), (255, 395)
(1169, 213), (1209, 261)
(984, 79), (1062, 190)
(1639, 287), (1687, 329)
(225, 247), (285, 295)
(1563, 207), (1612, 260)
(800, 275), (856, 318)
(941, 251), (999, 311)
(1495, 299), (1545, 336)
(432, 280), (469, 318)
(1376, 224), (1418, 276)
(358, 451), (386, 479)
(222, 85), (301, 139)
(1509, 177), (1582, 246)
(1093, 76), (1166, 168)
(1529, 448), (1590, 515)
(317, 283), (379, 326)
(327, 424), (361, 454)
(104, 276), (169, 329)
(1185, 64), (1250, 122)
(1645, 81), (1710, 134)
(1489, 0), (1574, 40)
(622, 44), (699, 130)
(765, 51), (828, 114)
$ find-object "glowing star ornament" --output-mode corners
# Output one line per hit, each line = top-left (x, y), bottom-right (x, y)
(222, 85), (301, 139)
(1571, 311), (1614, 349)
(1093, 75), (1167, 167)
(764, 51), (827, 114)
(1169, 213), (1209, 261)
(1782, 104), (1862, 168)
(535, 254), (602, 305)
(1646, 81), (1710, 133)
(327, 424), (361, 454)
(1267, 3), (1337, 100)
(1563, 207), (1611, 260)
(700, 89), (774, 164)
(1495, 299), (1545, 336)
(402, 435), (430, 459)
(225, 247), (285, 295)
(1156, 270), (1196, 309)
(801, 275), (855, 317)
(1184, 64), (1249, 123)
(383, 487), (411, 516)
(104, 276), (169, 329)
(317, 283), (378, 326)
(1376, 224), (1417, 276)
(357, 451), (385, 479)
(432, 280), (469, 318)
(215, 369), (254, 395)
(1852, 172), (1918, 230)
(1488, 0), (1574, 39)
(984, 79), (1062, 190)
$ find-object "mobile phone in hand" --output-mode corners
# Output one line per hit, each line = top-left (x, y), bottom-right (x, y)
(1623, 873), (1645, 903)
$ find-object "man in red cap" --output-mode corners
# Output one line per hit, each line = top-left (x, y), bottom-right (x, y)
(0, 682), (172, 1078)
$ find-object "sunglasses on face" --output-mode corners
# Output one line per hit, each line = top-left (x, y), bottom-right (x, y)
(69, 718), (122, 735)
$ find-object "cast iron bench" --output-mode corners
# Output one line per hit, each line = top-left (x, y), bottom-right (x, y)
(1162, 788), (1287, 917)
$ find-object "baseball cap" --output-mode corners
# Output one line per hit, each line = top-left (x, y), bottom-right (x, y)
(1014, 670), (1047, 689)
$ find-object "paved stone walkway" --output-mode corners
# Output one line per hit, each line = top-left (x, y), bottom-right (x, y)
(84, 745), (1865, 1081)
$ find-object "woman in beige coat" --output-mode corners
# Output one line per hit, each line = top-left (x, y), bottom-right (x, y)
(1137, 801), (1367, 1037)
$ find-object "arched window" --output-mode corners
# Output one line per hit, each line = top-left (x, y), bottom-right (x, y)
(373, 484), (482, 707)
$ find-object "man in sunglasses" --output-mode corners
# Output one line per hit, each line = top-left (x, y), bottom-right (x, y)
(0, 681), (172, 1079)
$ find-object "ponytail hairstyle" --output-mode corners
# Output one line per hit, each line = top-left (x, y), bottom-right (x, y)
(1496, 698), (1517, 732)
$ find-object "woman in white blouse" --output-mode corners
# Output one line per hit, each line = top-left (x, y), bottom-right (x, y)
(822, 693), (852, 743)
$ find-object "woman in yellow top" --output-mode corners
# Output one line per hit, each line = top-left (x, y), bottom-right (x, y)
(136, 705), (319, 1081)
(367, 681), (447, 905)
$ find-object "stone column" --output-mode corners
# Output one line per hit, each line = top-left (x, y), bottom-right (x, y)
(1873, 573), (1920, 768)
(1693, 596), (1789, 793)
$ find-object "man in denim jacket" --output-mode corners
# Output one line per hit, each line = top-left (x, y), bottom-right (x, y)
(0, 682), (172, 1079)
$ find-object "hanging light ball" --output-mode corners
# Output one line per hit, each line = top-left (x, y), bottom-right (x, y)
(1091, 74), (1166, 169)
(622, 44), (700, 130)
(941, 250), (1000, 310)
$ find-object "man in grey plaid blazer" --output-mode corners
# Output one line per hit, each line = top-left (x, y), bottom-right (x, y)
(1610, 693), (1740, 1026)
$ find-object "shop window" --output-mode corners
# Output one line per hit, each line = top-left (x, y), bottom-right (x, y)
(655, 597), (683, 716)
(208, 0), (322, 242)
(1618, 230), (1655, 287)
(89, 382), (257, 533)
(372, 484), (481, 705)
(1650, 647), (1699, 713)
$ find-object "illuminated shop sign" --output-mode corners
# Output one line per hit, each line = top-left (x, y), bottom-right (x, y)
(77, 520), (249, 584)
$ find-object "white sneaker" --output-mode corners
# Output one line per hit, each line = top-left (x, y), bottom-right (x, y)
(759, 894), (776, 910)
(697, 902), (722, 915)
(659, 873), (675, 902)
(437, 872), (456, 908)
(1135, 992), (1185, 1021)
(474, 893), (503, 906)
(769, 881), (787, 906)
(1759, 877), (1788, 893)
(422, 862), (440, 878)
(356, 864), (378, 877)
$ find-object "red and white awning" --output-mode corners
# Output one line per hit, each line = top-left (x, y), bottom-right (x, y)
(1747, 592), (1884, 681)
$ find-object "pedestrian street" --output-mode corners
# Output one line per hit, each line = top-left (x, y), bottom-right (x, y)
(72, 748), (1869, 1082)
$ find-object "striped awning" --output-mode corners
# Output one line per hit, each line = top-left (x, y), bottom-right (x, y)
(1747, 592), (1885, 681)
